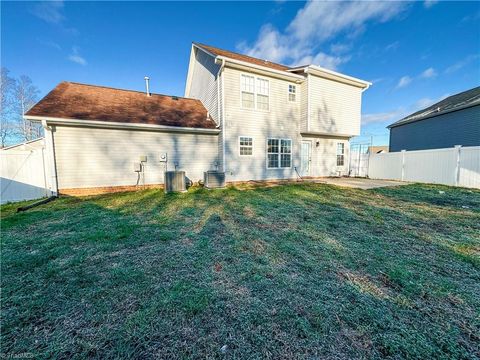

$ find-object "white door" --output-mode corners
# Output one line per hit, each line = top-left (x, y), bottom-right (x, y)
(301, 141), (311, 176)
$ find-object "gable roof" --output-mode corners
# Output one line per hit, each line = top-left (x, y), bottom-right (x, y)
(194, 42), (291, 72)
(26, 82), (217, 129)
(388, 86), (480, 128)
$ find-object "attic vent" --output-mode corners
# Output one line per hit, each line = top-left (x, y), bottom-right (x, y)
(172, 96), (179, 100)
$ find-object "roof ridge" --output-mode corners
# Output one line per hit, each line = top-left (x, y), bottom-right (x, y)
(61, 81), (195, 101)
(193, 42), (291, 70)
(388, 86), (480, 128)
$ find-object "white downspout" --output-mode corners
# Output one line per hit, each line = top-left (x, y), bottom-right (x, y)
(41, 120), (58, 197)
(216, 58), (226, 173)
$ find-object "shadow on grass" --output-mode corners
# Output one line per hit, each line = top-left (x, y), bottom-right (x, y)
(1, 183), (479, 358)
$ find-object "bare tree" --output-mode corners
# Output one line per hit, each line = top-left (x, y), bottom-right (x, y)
(13, 75), (40, 141)
(0, 67), (16, 147)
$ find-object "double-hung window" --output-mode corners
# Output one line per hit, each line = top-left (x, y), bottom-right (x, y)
(337, 143), (345, 166)
(239, 136), (253, 156)
(241, 75), (255, 109)
(267, 138), (292, 168)
(288, 84), (296, 102)
(241, 74), (269, 110)
(256, 78), (269, 110)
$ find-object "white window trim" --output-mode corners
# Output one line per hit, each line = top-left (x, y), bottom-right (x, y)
(266, 138), (293, 169)
(288, 84), (297, 102)
(240, 73), (270, 112)
(238, 136), (254, 156)
(336, 142), (345, 167)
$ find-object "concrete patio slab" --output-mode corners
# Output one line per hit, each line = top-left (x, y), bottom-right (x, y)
(307, 177), (408, 189)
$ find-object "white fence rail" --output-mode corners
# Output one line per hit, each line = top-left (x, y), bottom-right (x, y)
(368, 146), (480, 188)
(1, 146), (50, 204)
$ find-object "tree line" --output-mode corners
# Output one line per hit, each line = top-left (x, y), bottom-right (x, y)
(1, 67), (41, 148)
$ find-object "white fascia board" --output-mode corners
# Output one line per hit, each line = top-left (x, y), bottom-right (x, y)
(24, 115), (221, 135)
(301, 131), (356, 139)
(300, 65), (371, 88)
(214, 56), (305, 82)
(192, 43), (218, 58)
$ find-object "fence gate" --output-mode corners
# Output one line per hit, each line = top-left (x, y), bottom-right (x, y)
(349, 143), (370, 177)
(1, 142), (49, 204)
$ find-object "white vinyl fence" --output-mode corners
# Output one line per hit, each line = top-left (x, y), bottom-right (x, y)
(349, 151), (370, 177)
(1, 143), (50, 204)
(368, 146), (480, 188)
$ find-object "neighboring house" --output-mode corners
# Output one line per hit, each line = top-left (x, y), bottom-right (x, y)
(388, 86), (480, 152)
(367, 146), (388, 154)
(24, 42), (370, 196)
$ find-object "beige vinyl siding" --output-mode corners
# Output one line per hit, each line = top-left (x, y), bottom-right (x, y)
(188, 48), (220, 124)
(302, 137), (350, 177)
(53, 126), (219, 189)
(308, 74), (362, 136)
(300, 78), (309, 132)
(222, 67), (302, 181)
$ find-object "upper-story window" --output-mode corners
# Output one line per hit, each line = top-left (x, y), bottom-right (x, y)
(241, 74), (269, 111)
(288, 84), (296, 102)
(337, 143), (345, 166)
(256, 79), (269, 110)
(241, 75), (255, 108)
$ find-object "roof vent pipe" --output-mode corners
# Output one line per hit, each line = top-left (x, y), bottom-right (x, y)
(144, 76), (151, 96)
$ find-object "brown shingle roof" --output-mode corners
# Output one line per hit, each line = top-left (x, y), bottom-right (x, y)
(194, 42), (291, 72)
(26, 82), (217, 129)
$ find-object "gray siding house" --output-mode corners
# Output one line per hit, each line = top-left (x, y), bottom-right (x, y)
(388, 87), (480, 152)
(24, 42), (370, 195)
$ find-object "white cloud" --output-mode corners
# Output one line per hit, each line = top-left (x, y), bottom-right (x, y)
(413, 94), (449, 110)
(31, 1), (65, 24)
(420, 67), (437, 79)
(294, 52), (351, 70)
(38, 39), (62, 51)
(396, 76), (412, 89)
(330, 43), (351, 55)
(424, 0), (438, 9)
(238, 1), (408, 70)
(362, 93), (450, 125)
(288, 1), (406, 43)
(385, 41), (400, 52)
(445, 54), (480, 74)
(362, 110), (404, 124)
(68, 47), (87, 66)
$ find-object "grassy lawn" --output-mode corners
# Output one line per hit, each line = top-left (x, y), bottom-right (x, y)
(1, 183), (479, 359)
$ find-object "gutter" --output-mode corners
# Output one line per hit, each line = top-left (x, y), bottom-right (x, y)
(216, 58), (227, 172)
(301, 131), (355, 139)
(25, 115), (221, 135)
(297, 65), (371, 89)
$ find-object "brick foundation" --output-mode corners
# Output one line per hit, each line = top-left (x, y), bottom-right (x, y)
(59, 177), (325, 196)
(59, 184), (164, 196)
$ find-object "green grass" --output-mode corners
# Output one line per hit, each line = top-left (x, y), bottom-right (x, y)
(1, 183), (479, 359)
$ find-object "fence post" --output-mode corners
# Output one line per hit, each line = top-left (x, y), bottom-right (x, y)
(454, 145), (461, 186)
(401, 150), (406, 181)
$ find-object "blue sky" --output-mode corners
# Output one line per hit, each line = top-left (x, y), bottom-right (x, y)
(2, 1), (479, 145)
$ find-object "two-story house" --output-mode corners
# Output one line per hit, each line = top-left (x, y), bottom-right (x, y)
(186, 43), (370, 182)
(24, 43), (370, 196)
